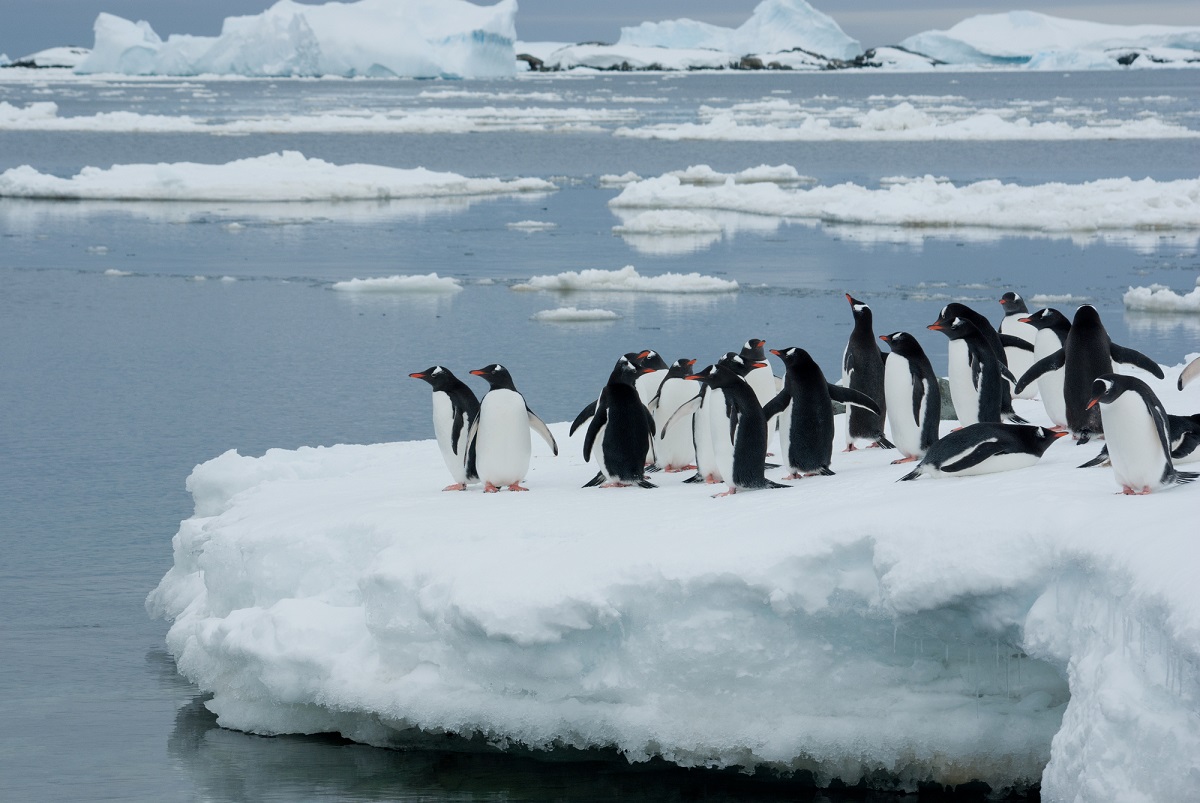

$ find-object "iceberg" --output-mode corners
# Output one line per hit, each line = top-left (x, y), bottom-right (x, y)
(76, 0), (519, 78)
(147, 366), (1200, 798)
(1124, 278), (1200, 313)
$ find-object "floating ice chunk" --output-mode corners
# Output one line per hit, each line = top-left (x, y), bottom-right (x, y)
(0, 102), (59, 125)
(85, 245), (109, 254)
(667, 164), (813, 185)
(0, 151), (556, 201)
(3, 46), (91, 68)
(599, 172), (643, 187)
(103, 268), (132, 277)
(512, 265), (737, 294)
(612, 210), (722, 234)
(331, 274), (462, 294)
(529, 307), (621, 322)
(506, 220), (557, 230)
(1123, 282), (1200, 313)
(1030, 293), (1089, 304)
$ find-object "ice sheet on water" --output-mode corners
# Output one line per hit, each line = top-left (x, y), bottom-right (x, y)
(511, 265), (738, 294)
(330, 274), (462, 294)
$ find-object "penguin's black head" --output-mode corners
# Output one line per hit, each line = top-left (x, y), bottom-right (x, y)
(1087, 375), (1123, 409)
(635, 349), (669, 371)
(667, 358), (697, 378)
(845, 293), (871, 318)
(930, 303), (962, 330)
(717, 352), (753, 377)
(1073, 304), (1102, 330)
(880, 331), (923, 358)
(769, 346), (812, 368)
(1029, 425), (1070, 452)
(469, 363), (516, 390)
(410, 365), (457, 389)
(1019, 308), (1067, 329)
(608, 355), (647, 386)
(740, 339), (766, 361)
(999, 292), (1028, 316)
(929, 317), (976, 340)
(685, 364), (715, 382)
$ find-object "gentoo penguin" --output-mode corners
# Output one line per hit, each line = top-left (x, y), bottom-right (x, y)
(898, 423), (1066, 481)
(1086, 374), (1198, 494)
(1020, 308), (1072, 429)
(649, 358), (699, 472)
(569, 350), (648, 436)
(468, 364), (558, 492)
(878, 332), (942, 464)
(762, 346), (881, 478)
(634, 350), (669, 409)
(581, 355), (658, 488)
(739, 338), (780, 415)
(927, 316), (1016, 426)
(662, 363), (723, 484)
(931, 303), (1026, 423)
(1180, 356), (1200, 390)
(691, 356), (789, 496)
(1015, 305), (1164, 440)
(410, 366), (480, 491)
(998, 292), (1038, 399)
(841, 294), (890, 449)
(1079, 412), (1200, 468)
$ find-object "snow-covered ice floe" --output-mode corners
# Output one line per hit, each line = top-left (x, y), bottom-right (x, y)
(148, 368), (1200, 798)
(330, 274), (462, 294)
(529, 307), (620, 322)
(610, 171), (1200, 233)
(0, 151), (555, 201)
(511, 265), (738, 294)
(1123, 278), (1200, 313)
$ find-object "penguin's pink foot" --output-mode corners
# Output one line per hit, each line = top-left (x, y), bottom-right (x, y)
(843, 444), (858, 452)
(442, 483), (468, 491)
(664, 463), (698, 473)
(867, 442), (885, 449)
(1050, 425), (1068, 432)
(712, 486), (738, 498)
(600, 481), (630, 488)
(483, 482), (501, 493)
(891, 456), (918, 464)
(705, 474), (720, 484)
(507, 482), (530, 492)
(783, 473), (805, 480)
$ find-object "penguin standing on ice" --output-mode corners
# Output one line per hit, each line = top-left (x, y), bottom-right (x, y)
(1015, 305), (1164, 440)
(581, 355), (658, 488)
(1086, 374), (1198, 494)
(998, 292), (1038, 400)
(468, 364), (558, 492)
(841, 294), (891, 449)
(931, 302), (1027, 423)
(927, 316), (1016, 426)
(649, 358), (699, 472)
(897, 423), (1066, 481)
(663, 364), (723, 484)
(763, 346), (882, 478)
(1020, 308), (1072, 429)
(1079, 412), (1200, 469)
(878, 332), (941, 464)
(410, 366), (480, 491)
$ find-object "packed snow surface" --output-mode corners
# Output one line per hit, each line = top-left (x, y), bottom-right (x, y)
(1124, 278), (1200, 313)
(0, 151), (555, 201)
(609, 171), (1200, 233)
(330, 274), (462, 294)
(511, 265), (738, 294)
(529, 307), (621, 322)
(148, 363), (1200, 798)
(77, 0), (519, 79)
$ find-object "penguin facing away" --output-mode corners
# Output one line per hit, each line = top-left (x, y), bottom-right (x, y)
(1086, 374), (1198, 494)
(468, 364), (558, 492)
(841, 294), (890, 449)
(927, 316), (1017, 426)
(878, 332), (941, 464)
(581, 355), (658, 488)
(898, 423), (1067, 481)
(763, 346), (881, 478)
(410, 366), (480, 491)
(649, 358), (699, 472)
(998, 292), (1038, 400)
(1020, 308), (1072, 429)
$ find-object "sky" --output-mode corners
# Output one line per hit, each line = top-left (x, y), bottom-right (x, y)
(2, 0), (1199, 58)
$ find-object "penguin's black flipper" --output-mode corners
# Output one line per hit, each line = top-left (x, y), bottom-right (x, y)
(1175, 471), (1199, 485)
(828, 384), (881, 416)
(582, 396), (609, 462)
(762, 388), (791, 420)
(635, 478), (658, 489)
(815, 466), (836, 476)
(1016, 349), (1064, 395)
(682, 473), (706, 484)
(582, 472), (606, 488)
(1000, 334), (1035, 352)
(1110, 343), (1165, 379)
(1078, 445), (1110, 468)
(939, 440), (1011, 474)
(569, 400), (598, 436)
(765, 479), (790, 489)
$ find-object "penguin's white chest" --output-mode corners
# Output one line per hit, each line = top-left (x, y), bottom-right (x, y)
(884, 355), (921, 457)
(431, 392), (468, 483)
(1102, 394), (1169, 491)
(1001, 317), (1038, 399)
(694, 396), (720, 480)
(655, 379), (698, 468)
(947, 340), (980, 426)
(475, 389), (531, 486)
(706, 389), (735, 481)
(1034, 330), (1067, 427)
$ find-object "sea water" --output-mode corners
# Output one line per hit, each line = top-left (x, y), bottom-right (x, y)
(1, 68), (1198, 801)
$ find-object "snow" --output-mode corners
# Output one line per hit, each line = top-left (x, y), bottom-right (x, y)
(529, 307), (621, 322)
(0, 151), (556, 201)
(330, 274), (462, 294)
(2, 46), (91, 69)
(1123, 279), (1200, 313)
(511, 265), (738, 294)
(147, 360), (1200, 797)
(609, 172), (1200, 233)
(77, 0), (519, 79)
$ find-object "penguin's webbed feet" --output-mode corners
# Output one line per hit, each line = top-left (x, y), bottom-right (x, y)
(711, 486), (738, 498)
(890, 456), (918, 465)
(442, 483), (468, 491)
(507, 482), (530, 492)
(484, 482), (501, 493)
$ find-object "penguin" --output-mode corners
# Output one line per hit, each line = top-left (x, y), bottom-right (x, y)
(581, 355), (658, 488)
(927, 316), (1016, 426)
(634, 349), (669, 409)
(898, 423), (1067, 481)
(998, 292), (1038, 400)
(1086, 374), (1198, 494)
(878, 332), (942, 464)
(841, 294), (891, 449)
(1015, 305), (1164, 441)
(763, 346), (881, 478)
(1180, 356), (1200, 391)
(1079, 413), (1200, 468)
(700, 352), (754, 490)
(664, 364), (724, 484)
(569, 350), (648, 437)
(739, 338), (779, 413)
(693, 355), (789, 496)
(1019, 308), (1072, 429)
(931, 302), (1027, 423)
(467, 364), (558, 492)
(409, 366), (480, 491)
(649, 358), (699, 472)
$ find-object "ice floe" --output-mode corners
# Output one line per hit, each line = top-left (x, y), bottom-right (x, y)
(511, 265), (738, 294)
(330, 274), (463, 294)
(529, 307), (621, 322)
(1124, 279), (1200, 313)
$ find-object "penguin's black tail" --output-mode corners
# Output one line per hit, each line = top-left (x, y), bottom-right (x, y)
(815, 466), (835, 476)
(1174, 470), (1199, 486)
(682, 473), (706, 484)
(644, 464), (663, 474)
(765, 479), (790, 489)
(581, 472), (606, 488)
(1076, 429), (1094, 445)
(1004, 413), (1030, 425)
(763, 461), (780, 469)
(897, 466), (923, 482)
(636, 478), (658, 489)
(1078, 446), (1110, 468)
(874, 434), (895, 449)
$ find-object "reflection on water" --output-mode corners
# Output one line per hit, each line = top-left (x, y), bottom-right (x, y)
(1125, 310), (1200, 337)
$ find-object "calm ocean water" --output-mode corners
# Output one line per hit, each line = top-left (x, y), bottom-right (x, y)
(1, 68), (1198, 801)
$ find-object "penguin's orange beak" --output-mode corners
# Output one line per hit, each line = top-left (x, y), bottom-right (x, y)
(769, 348), (781, 356)
(637, 350), (652, 359)
(1052, 430), (1070, 438)
(409, 372), (426, 379)
(752, 362), (767, 369)
(1086, 397), (1100, 410)
(878, 335), (889, 343)
(927, 323), (945, 331)
(1019, 316), (1034, 324)
(641, 368), (656, 373)
(685, 374), (704, 381)
(686, 359), (696, 366)
(470, 369), (486, 376)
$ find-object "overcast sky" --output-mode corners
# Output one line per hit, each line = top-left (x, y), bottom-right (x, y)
(2, 0), (1198, 58)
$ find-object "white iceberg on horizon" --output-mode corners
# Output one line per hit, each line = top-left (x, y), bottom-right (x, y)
(76, 0), (519, 78)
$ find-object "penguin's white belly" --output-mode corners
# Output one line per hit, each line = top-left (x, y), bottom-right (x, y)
(475, 389), (531, 486)
(635, 371), (662, 408)
(706, 390), (735, 482)
(1001, 317), (1038, 399)
(947, 341), (980, 426)
(927, 448), (1038, 478)
(431, 392), (467, 484)
(884, 356), (922, 458)
(694, 399), (720, 481)
(777, 401), (794, 470)
(1033, 333), (1067, 427)
(655, 380), (697, 468)
(1102, 394), (1169, 491)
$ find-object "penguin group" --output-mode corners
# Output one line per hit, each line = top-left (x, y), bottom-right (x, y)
(412, 294), (1199, 497)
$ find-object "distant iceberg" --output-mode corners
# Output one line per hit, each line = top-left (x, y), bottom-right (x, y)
(76, 0), (518, 78)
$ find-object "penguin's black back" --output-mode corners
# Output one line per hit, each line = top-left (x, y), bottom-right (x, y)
(783, 352), (836, 472)
(1064, 306), (1113, 435)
